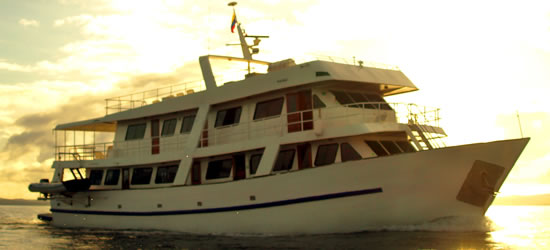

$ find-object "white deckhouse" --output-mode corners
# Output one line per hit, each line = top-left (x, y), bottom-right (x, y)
(29, 6), (529, 234)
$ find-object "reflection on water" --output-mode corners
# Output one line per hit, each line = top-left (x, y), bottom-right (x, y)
(486, 205), (550, 249)
(1, 205), (549, 249)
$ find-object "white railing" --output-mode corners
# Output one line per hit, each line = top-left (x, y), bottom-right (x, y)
(57, 102), (442, 161)
(104, 80), (207, 115)
(55, 136), (188, 161)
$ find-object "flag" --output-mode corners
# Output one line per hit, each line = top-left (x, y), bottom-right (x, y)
(231, 10), (237, 33)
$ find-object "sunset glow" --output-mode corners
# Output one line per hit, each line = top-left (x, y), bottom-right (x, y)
(1, 0), (549, 199)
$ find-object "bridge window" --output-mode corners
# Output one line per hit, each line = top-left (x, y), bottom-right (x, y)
(89, 170), (103, 185)
(331, 91), (353, 105)
(215, 107), (242, 127)
(161, 118), (177, 136)
(125, 123), (146, 140)
(254, 97), (284, 120)
(131, 167), (153, 185)
(206, 159), (233, 180)
(396, 141), (416, 153)
(341, 143), (362, 162)
(104, 169), (120, 185)
(365, 140), (388, 156)
(273, 149), (295, 172)
(155, 165), (178, 184)
(380, 141), (402, 155)
(180, 115), (196, 133)
(315, 143), (338, 166)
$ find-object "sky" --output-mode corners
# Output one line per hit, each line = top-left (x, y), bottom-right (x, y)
(0, 0), (549, 199)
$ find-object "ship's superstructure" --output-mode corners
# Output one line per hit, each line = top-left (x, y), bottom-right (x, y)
(29, 5), (529, 234)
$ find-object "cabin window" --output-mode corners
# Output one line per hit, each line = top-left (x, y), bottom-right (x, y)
(341, 143), (362, 162)
(396, 141), (417, 153)
(254, 97), (284, 120)
(89, 170), (103, 185)
(125, 123), (146, 140)
(249, 154), (262, 175)
(315, 143), (339, 166)
(104, 169), (120, 185)
(155, 165), (178, 184)
(206, 159), (233, 180)
(313, 94), (326, 108)
(215, 107), (242, 127)
(180, 115), (196, 133)
(380, 141), (402, 155)
(331, 91), (353, 105)
(131, 167), (153, 185)
(273, 149), (295, 172)
(365, 140), (389, 156)
(161, 118), (177, 136)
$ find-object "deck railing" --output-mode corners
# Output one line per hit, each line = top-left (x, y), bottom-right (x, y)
(55, 102), (441, 161)
(104, 80), (207, 115)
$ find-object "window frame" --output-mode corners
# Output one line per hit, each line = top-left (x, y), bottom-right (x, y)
(273, 149), (296, 172)
(104, 169), (120, 185)
(340, 143), (362, 162)
(215, 106), (242, 128)
(161, 118), (177, 137)
(131, 167), (153, 185)
(253, 97), (284, 120)
(89, 169), (104, 185)
(125, 123), (147, 140)
(205, 158), (233, 180)
(180, 115), (196, 134)
(314, 143), (339, 166)
(155, 165), (179, 184)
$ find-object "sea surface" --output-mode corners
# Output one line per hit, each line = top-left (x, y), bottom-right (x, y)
(1, 205), (549, 249)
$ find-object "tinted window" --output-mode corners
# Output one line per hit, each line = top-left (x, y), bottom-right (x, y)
(380, 141), (402, 155)
(396, 141), (417, 153)
(89, 170), (103, 185)
(180, 115), (196, 133)
(273, 149), (295, 172)
(313, 94), (326, 108)
(365, 140), (388, 156)
(315, 143), (339, 166)
(161, 118), (177, 136)
(104, 169), (120, 185)
(215, 107), (242, 127)
(125, 123), (146, 140)
(131, 167), (153, 185)
(341, 143), (362, 162)
(249, 154), (262, 175)
(155, 165), (178, 184)
(254, 98), (284, 120)
(365, 94), (392, 110)
(206, 159), (233, 179)
(331, 91), (353, 105)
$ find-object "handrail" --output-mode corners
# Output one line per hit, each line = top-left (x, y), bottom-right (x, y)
(56, 102), (443, 161)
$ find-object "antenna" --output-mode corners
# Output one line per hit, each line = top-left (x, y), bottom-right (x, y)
(226, 1), (269, 61)
(516, 110), (524, 138)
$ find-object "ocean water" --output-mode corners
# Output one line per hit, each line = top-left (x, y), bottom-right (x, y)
(1, 205), (549, 249)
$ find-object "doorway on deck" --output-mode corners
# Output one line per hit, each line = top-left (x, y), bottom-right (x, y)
(151, 119), (160, 154)
(286, 90), (313, 133)
(233, 154), (246, 180)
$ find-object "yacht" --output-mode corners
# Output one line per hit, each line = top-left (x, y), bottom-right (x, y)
(29, 6), (529, 234)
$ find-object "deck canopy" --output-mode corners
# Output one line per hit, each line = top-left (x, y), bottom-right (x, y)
(55, 117), (116, 132)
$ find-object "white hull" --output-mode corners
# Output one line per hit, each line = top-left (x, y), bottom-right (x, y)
(48, 138), (527, 234)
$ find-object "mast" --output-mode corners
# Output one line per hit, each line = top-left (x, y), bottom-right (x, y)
(228, 2), (269, 65)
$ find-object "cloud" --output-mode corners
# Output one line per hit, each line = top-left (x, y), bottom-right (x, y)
(54, 15), (93, 27)
(0, 60), (32, 72)
(18, 18), (40, 27)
